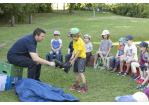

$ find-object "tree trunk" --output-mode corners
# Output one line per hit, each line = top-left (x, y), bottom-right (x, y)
(11, 15), (14, 27)
(29, 14), (32, 24)
(93, 9), (95, 21)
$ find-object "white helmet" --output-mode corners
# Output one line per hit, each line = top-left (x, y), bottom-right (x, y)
(101, 30), (109, 35)
(84, 34), (91, 40)
(54, 31), (60, 35)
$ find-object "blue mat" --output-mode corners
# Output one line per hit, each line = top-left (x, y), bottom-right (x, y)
(15, 78), (79, 102)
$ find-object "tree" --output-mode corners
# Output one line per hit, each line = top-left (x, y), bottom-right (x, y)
(90, 3), (105, 21)
(68, 3), (76, 13)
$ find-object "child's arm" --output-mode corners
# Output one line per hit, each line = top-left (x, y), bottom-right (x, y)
(51, 46), (54, 51)
(86, 47), (93, 53)
(131, 53), (135, 59)
(70, 51), (75, 60)
(115, 50), (119, 59)
(70, 50), (81, 66)
(104, 47), (112, 58)
(55, 46), (61, 51)
(68, 48), (70, 55)
(98, 47), (101, 51)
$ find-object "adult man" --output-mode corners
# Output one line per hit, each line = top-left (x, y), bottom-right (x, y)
(7, 28), (55, 81)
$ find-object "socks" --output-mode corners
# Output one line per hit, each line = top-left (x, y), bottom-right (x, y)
(75, 81), (87, 87)
(83, 83), (86, 87)
(141, 77), (145, 80)
(134, 73), (138, 76)
(75, 81), (79, 86)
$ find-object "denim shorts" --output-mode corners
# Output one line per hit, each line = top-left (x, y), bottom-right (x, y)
(139, 65), (147, 71)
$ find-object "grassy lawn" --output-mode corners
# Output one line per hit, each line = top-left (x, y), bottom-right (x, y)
(0, 10), (149, 102)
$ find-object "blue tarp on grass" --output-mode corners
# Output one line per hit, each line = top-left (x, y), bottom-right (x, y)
(15, 78), (79, 102)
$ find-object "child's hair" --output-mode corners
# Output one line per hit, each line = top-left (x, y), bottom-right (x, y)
(102, 34), (110, 40)
(71, 32), (81, 38)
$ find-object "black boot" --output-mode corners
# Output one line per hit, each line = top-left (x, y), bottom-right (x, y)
(54, 59), (72, 73)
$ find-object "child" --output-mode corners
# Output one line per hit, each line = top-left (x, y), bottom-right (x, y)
(131, 42), (149, 80)
(117, 35), (138, 76)
(94, 30), (113, 70)
(65, 38), (74, 63)
(107, 38), (126, 73)
(137, 63), (149, 91)
(46, 31), (62, 62)
(84, 34), (93, 65)
(67, 28), (88, 92)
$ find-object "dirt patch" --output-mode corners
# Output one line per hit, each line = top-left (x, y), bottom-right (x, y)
(0, 38), (20, 48)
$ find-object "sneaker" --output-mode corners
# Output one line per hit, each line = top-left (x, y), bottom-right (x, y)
(130, 73), (135, 79)
(100, 64), (107, 70)
(107, 68), (113, 71)
(136, 84), (145, 89)
(136, 79), (144, 84)
(70, 84), (80, 90)
(140, 86), (148, 91)
(133, 74), (140, 80)
(78, 86), (88, 92)
(111, 69), (117, 73)
(94, 64), (97, 69)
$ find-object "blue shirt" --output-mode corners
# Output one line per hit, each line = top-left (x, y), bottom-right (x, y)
(7, 34), (37, 59)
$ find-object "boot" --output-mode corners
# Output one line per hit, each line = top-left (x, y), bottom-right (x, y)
(54, 59), (72, 73)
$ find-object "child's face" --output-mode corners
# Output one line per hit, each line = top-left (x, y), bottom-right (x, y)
(103, 35), (108, 39)
(72, 36), (79, 41)
(139, 46), (146, 51)
(84, 37), (90, 43)
(54, 35), (59, 39)
(126, 40), (132, 45)
(119, 41), (123, 46)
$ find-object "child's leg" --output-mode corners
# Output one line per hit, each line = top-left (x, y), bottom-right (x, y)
(120, 56), (126, 72)
(126, 59), (135, 73)
(75, 72), (79, 85)
(139, 69), (144, 80)
(110, 56), (116, 68)
(131, 62), (140, 74)
(55, 50), (61, 60)
(79, 73), (86, 87)
(142, 74), (149, 86)
(99, 54), (106, 65)
(115, 57), (120, 70)
(86, 52), (91, 65)
(94, 53), (98, 64)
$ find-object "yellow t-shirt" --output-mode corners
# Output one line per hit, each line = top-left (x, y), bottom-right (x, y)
(73, 37), (86, 58)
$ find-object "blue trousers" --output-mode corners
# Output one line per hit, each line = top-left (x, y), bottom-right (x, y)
(65, 52), (73, 63)
(110, 56), (120, 69)
(46, 50), (61, 61)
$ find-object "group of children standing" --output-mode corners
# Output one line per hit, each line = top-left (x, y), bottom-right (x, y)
(46, 28), (149, 93)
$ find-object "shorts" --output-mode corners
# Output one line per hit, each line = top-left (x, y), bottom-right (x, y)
(139, 65), (147, 71)
(125, 56), (136, 62)
(73, 57), (86, 73)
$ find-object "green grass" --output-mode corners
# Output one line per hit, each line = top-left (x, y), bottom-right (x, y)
(0, 10), (149, 102)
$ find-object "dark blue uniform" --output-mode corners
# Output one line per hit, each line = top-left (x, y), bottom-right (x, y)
(7, 34), (41, 80)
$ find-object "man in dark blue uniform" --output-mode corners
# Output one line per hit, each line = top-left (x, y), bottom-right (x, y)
(7, 28), (55, 81)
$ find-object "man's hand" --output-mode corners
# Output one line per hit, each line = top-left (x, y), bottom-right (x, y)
(50, 62), (55, 67)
